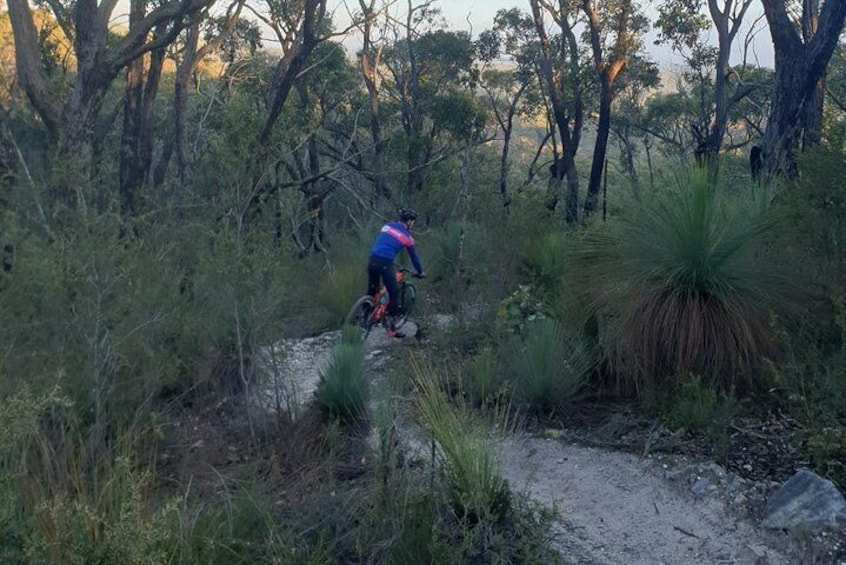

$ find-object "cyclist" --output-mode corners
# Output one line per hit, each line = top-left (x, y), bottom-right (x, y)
(367, 209), (425, 337)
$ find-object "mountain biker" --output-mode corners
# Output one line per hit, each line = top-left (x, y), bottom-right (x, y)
(367, 209), (425, 337)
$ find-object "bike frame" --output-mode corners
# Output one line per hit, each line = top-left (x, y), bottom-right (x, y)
(368, 268), (407, 326)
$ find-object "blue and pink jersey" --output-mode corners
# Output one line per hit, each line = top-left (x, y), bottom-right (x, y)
(369, 222), (423, 274)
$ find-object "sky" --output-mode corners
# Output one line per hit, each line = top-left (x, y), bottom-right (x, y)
(326, 0), (776, 70)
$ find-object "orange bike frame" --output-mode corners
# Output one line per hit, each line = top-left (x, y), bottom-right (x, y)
(370, 270), (405, 324)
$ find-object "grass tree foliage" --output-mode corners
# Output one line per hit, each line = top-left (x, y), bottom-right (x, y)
(315, 325), (368, 424)
(574, 167), (807, 394)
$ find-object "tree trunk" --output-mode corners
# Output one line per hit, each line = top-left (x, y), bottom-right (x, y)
(585, 82), (612, 216)
(174, 21), (201, 199)
(762, 48), (819, 177)
(358, 0), (390, 206)
(761, 0), (846, 177)
(530, 0), (583, 223)
(119, 5), (166, 220)
(499, 123), (513, 206)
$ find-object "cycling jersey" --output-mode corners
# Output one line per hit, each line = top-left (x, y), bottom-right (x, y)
(369, 221), (423, 274)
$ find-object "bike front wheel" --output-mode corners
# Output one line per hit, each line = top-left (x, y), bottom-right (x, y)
(395, 284), (416, 329)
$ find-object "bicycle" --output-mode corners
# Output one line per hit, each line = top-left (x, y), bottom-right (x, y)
(345, 265), (420, 338)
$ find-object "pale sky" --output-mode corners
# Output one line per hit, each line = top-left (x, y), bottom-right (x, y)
(327, 0), (776, 70)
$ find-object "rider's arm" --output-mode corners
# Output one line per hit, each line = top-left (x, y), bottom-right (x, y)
(407, 244), (424, 276)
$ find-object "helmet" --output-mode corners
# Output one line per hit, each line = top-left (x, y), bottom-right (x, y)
(399, 209), (417, 222)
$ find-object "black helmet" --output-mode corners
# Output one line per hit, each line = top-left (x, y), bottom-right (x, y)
(399, 208), (417, 222)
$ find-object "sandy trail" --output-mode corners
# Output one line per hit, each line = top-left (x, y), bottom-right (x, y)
(501, 436), (795, 564)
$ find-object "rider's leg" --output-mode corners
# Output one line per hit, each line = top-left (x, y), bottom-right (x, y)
(381, 263), (403, 337)
(382, 262), (400, 317)
(366, 256), (383, 297)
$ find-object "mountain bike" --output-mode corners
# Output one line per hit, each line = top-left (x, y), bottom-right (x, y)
(345, 265), (420, 338)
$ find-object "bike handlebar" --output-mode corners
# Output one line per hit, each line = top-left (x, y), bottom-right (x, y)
(395, 264), (425, 278)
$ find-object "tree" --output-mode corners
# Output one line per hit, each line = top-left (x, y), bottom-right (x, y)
(608, 55), (660, 192)
(527, 0), (586, 223)
(475, 27), (535, 207)
(6, 0), (214, 207)
(760, 0), (846, 177)
(382, 3), (477, 194)
(356, 0), (395, 206)
(581, 0), (648, 217)
(119, 1), (168, 219)
(168, 2), (252, 198)
(655, 0), (758, 169)
(251, 0), (328, 152)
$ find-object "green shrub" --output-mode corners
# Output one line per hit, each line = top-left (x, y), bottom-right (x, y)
(575, 166), (808, 394)
(521, 230), (571, 294)
(24, 456), (181, 564)
(315, 337), (368, 424)
(508, 319), (592, 414)
(415, 364), (511, 523)
(312, 232), (370, 329)
(805, 427), (846, 489)
(464, 346), (505, 407)
(665, 374), (739, 457)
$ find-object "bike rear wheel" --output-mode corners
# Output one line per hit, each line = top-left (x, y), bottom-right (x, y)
(395, 283), (416, 329)
(345, 295), (375, 331)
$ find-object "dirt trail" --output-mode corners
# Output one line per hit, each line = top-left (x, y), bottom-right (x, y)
(260, 323), (800, 564)
(501, 437), (795, 565)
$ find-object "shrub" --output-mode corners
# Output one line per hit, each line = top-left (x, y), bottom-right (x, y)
(463, 346), (505, 407)
(508, 319), (592, 414)
(414, 363), (511, 523)
(313, 232), (370, 329)
(575, 166), (808, 394)
(665, 374), (739, 457)
(521, 230), (571, 294)
(315, 331), (368, 424)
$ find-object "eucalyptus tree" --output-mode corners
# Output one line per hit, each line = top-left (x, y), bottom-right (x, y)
(580, 0), (648, 217)
(655, 0), (759, 168)
(486, 8), (552, 198)
(382, 1), (479, 194)
(249, 0), (328, 153)
(167, 3), (254, 197)
(528, 0), (588, 223)
(355, 0), (397, 206)
(607, 55), (660, 192)
(475, 25), (538, 207)
(285, 41), (359, 253)
(760, 0), (846, 177)
(6, 0), (216, 208)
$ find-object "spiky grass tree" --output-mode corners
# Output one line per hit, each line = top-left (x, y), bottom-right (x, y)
(315, 326), (368, 423)
(508, 319), (593, 414)
(576, 167), (807, 394)
(414, 361), (512, 523)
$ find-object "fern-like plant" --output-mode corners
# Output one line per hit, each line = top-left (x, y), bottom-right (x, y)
(576, 167), (807, 393)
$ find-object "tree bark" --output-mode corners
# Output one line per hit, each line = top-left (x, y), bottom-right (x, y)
(761, 0), (846, 177)
(119, 0), (166, 220)
(7, 0), (212, 208)
(582, 0), (633, 217)
(529, 0), (583, 224)
(358, 0), (391, 206)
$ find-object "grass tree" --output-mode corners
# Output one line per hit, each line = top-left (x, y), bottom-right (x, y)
(576, 167), (808, 393)
(315, 326), (369, 423)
